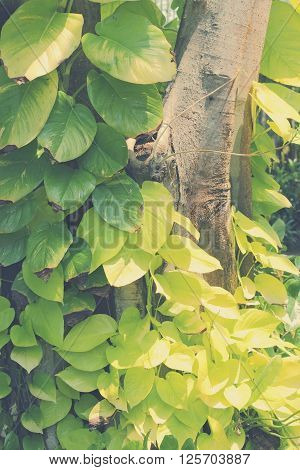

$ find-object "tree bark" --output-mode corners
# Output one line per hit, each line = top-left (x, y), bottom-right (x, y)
(151, 0), (272, 292)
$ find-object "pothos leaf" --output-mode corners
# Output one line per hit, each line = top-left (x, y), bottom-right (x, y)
(22, 261), (64, 303)
(82, 8), (175, 84)
(44, 164), (96, 212)
(10, 343), (43, 373)
(87, 71), (163, 137)
(0, 68), (58, 149)
(0, 194), (36, 234)
(0, 141), (50, 203)
(92, 174), (143, 233)
(79, 123), (128, 179)
(0, 229), (28, 266)
(26, 221), (73, 272)
(77, 208), (128, 273)
(0, 0), (83, 81)
(38, 92), (97, 162)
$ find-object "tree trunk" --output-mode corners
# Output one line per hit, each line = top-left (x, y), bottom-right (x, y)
(150, 0), (272, 292)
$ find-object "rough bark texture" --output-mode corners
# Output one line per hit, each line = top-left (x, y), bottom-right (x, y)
(150, 0), (272, 292)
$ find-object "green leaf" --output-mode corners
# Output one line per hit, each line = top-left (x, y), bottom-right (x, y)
(62, 288), (96, 315)
(89, 400), (115, 426)
(159, 235), (222, 274)
(92, 174), (143, 232)
(56, 343), (108, 371)
(62, 314), (117, 352)
(28, 371), (57, 402)
(0, 195), (36, 234)
(254, 273), (288, 305)
(0, 68), (58, 149)
(57, 367), (99, 392)
(27, 221), (72, 273)
(117, 1), (165, 28)
(3, 432), (20, 450)
(103, 242), (153, 287)
(21, 405), (43, 434)
(60, 428), (99, 450)
(44, 164), (96, 212)
(56, 376), (80, 400)
(62, 239), (92, 282)
(87, 71), (163, 137)
(57, 415), (83, 449)
(77, 208), (128, 273)
(0, 371), (11, 399)
(124, 367), (155, 407)
(0, 301), (15, 332)
(39, 92), (97, 162)
(23, 261), (64, 303)
(0, 331), (11, 350)
(252, 82), (300, 142)
(130, 182), (173, 254)
(40, 391), (72, 428)
(261, 1), (300, 86)
(0, 229), (28, 267)
(224, 384), (251, 410)
(164, 343), (195, 373)
(160, 435), (178, 450)
(28, 299), (64, 347)
(74, 394), (98, 420)
(234, 211), (279, 249)
(79, 123), (128, 179)
(0, 142), (50, 203)
(82, 9), (175, 84)
(23, 435), (45, 450)
(10, 317), (37, 347)
(156, 372), (195, 409)
(10, 344), (43, 373)
(173, 310), (205, 334)
(0, 0), (83, 81)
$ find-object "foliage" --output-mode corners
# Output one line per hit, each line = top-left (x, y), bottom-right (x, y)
(0, 0), (299, 452)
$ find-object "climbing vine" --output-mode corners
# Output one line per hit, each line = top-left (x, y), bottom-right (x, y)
(0, 0), (299, 451)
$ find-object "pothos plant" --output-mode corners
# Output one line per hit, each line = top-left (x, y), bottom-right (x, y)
(0, 0), (299, 451)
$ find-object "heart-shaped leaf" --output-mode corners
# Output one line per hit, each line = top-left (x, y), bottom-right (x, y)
(56, 367), (99, 392)
(0, 0), (83, 81)
(103, 243), (153, 287)
(28, 371), (57, 402)
(82, 8), (175, 84)
(0, 195), (36, 234)
(23, 261), (64, 303)
(44, 164), (96, 212)
(40, 391), (72, 429)
(28, 298), (64, 347)
(26, 221), (73, 272)
(87, 71), (163, 137)
(224, 384), (251, 410)
(10, 317), (37, 347)
(62, 314), (117, 352)
(77, 208), (128, 273)
(62, 239), (92, 282)
(56, 343), (108, 372)
(0, 302), (15, 332)
(0, 68), (58, 149)
(0, 371), (12, 399)
(92, 174), (143, 232)
(21, 405), (43, 434)
(10, 344), (43, 373)
(124, 367), (155, 407)
(0, 141), (50, 203)
(79, 123), (128, 178)
(0, 229), (28, 267)
(39, 92), (97, 162)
